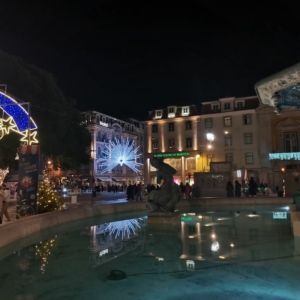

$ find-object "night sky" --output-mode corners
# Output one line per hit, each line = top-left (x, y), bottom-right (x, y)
(0, 1), (299, 120)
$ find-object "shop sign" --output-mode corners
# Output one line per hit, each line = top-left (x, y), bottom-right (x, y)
(181, 216), (193, 221)
(100, 121), (108, 127)
(273, 212), (287, 219)
(154, 152), (190, 158)
(210, 162), (232, 173)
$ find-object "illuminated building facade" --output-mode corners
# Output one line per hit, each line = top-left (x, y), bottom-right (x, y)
(81, 111), (144, 185)
(143, 105), (200, 184)
(199, 96), (260, 184)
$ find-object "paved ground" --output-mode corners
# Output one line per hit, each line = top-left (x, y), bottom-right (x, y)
(3, 191), (144, 224)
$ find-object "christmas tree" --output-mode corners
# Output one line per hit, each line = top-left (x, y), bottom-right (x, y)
(37, 170), (64, 213)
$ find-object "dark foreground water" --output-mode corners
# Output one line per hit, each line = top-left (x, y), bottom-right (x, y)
(0, 206), (299, 300)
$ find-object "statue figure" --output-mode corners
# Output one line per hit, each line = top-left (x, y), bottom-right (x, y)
(147, 158), (181, 212)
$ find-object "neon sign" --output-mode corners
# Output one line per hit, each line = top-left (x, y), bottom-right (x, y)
(100, 121), (108, 127)
(154, 152), (190, 158)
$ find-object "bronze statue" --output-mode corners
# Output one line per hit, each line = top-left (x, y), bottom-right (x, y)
(147, 158), (181, 212)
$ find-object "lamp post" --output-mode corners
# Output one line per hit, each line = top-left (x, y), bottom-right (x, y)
(206, 133), (214, 164)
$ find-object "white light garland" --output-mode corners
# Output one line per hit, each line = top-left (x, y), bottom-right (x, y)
(97, 137), (142, 173)
(105, 219), (141, 239)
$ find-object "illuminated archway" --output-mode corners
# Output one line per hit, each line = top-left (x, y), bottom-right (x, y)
(0, 91), (38, 144)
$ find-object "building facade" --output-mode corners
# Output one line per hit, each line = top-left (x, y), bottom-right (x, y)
(143, 105), (200, 185)
(81, 111), (144, 186)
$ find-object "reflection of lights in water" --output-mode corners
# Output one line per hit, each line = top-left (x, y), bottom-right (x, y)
(211, 241), (220, 252)
(105, 219), (140, 239)
(198, 215), (202, 219)
(247, 214), (259, 218)
(219, 256), (225, 259)
(230, 243), (234, 248)
(211, 233), (216, 239)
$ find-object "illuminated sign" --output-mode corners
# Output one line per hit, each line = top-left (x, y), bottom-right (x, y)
(273, 212), (287, 219)
(154, 152), (190, 158)
(181, 216), (192, 221)
(100, 121), (108, 127)
(269, 152), (300, 160)
(99, 249), (109, 257)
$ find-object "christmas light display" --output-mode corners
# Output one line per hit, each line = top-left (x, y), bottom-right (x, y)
(0, 92), (38, 144)
(97, 137), (142, 173)
(105, 219), (141, 239)
(37, 170), (64, 213)
(35, 236), (57, 274)
(0, 167), (9, 185)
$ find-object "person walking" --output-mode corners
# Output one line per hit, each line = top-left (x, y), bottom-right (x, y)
(234, 180), (242, 197)
(249, 177), (258, 197)
(185, 183), (191, 199)
(226, 181), (234, 197)
(180, 182), (186, 199)
(0, 184), (11, 222)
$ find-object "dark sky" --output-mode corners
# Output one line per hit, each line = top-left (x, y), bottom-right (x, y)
(0, 1), (299, 119)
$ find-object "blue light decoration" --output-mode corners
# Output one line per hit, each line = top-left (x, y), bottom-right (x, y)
(0, 92), (37, 131)
(269, 152), (300, 161)
(97, 137), (143, 173)
(105, 219), (141, 239)
(0, 92), (38, 144)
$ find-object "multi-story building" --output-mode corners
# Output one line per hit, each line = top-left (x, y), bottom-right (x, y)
(256, 105), (300, 196)
(143, 105), (200, 184)
(81, 111), (144, 186)
(198, 96), (260, 182)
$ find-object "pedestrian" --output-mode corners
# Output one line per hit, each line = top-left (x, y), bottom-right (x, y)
(185, 183), (191, 198)
(180, 182), (186, 198)
(249, 177), (258, 197)
(234, 180), (241, 197)
(226, 181), (234, 197)
(0, 184), (11, 222)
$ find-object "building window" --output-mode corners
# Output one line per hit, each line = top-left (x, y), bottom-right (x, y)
(168, 123), (175, 132)
(243, 114), (252, 125)
(152, 124), (158, 133)
(155, 110), (162, 118)
(245, 152), (253, 164)
(224, 117), (232, 127)
(244, 133), (253, 144)
(225, 153), (233, 162)
(225, 134), (232, 146)
(186, 138), (192, 148)
(189, 245), (197, 255)
(182, 106), (189, 115)
(236, 102), (243, 109)
(168, 107), (174, 113)
(186, 157), (196, 170)
(284, 132), (298, 152)
(186, 121), (192, 130)
(152, 140), (158, 150)
(207, 154), (212, 166)
(224, 103), (231, 110)
(205, 118), (213, 128)
(212, 104), (219, 111)
(189, 225), (196, 234)
(168, 139), (175, 149)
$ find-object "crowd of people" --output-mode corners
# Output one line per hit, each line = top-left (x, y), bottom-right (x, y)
(226, 177), (272, 197)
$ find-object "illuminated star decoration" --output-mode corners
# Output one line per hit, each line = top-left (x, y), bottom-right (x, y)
(97, 137), (142, 173)
(105, 219), (141, 239)
(0, 92), (38, 145)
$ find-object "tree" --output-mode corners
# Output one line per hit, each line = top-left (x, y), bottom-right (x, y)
(37, 171), (64, 213)
(0, 50), (91, 170)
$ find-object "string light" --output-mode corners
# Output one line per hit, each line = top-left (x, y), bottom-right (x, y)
(0, 167), (9, 185)
(105, 219), (141, 239)
(98, 137), (142, 173)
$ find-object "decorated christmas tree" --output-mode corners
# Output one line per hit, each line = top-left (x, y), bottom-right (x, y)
(37, 170), (64, 213)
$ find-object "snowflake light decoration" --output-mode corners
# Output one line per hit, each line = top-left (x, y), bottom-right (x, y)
(105, 219), (141, 239)
(97, 137), (142, 173)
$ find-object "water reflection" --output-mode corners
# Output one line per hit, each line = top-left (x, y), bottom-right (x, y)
(0, 209), (297, 300)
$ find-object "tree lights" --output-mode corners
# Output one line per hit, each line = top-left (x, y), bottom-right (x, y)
(97, 137), (142, 173)
(37, 170), (64, 213)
